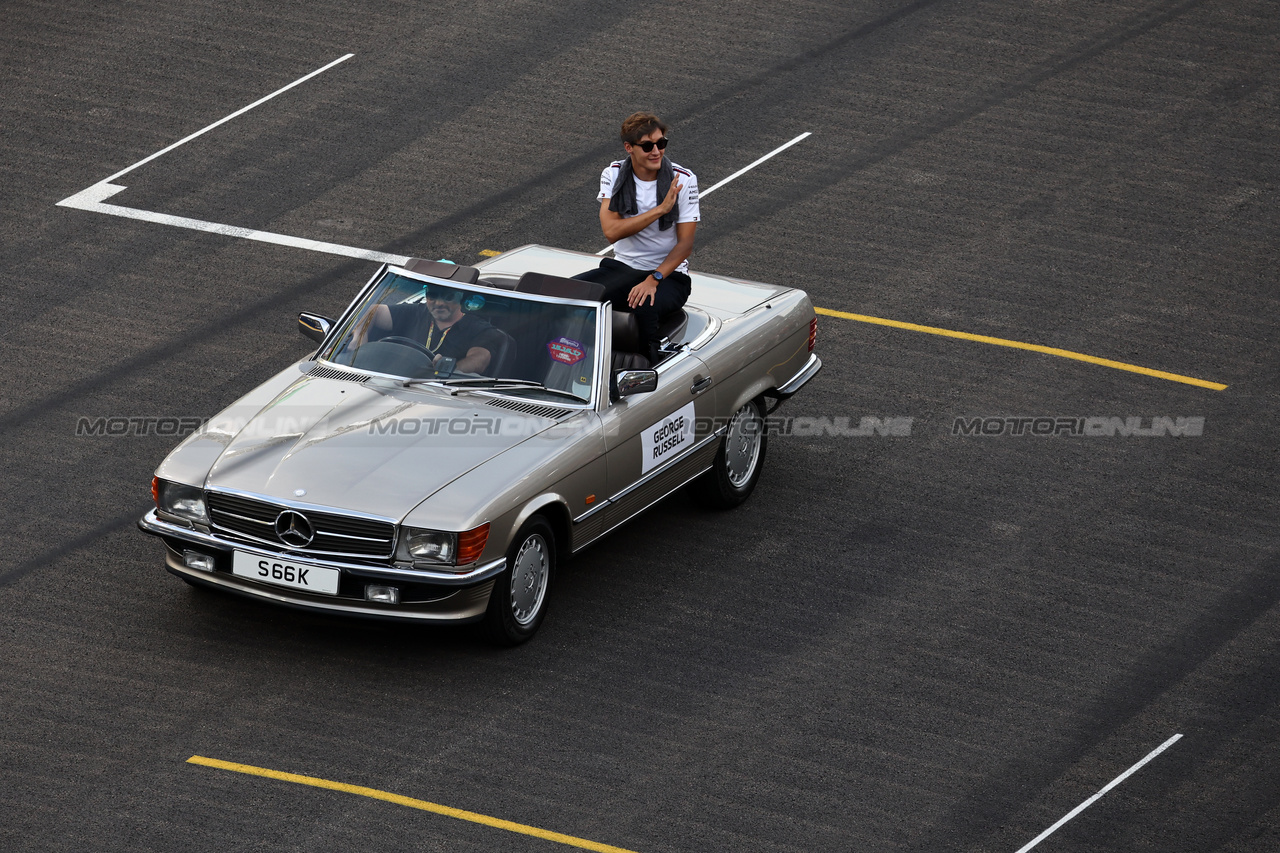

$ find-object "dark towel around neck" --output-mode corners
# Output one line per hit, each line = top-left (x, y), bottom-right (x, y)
(608, 157), (676, 231)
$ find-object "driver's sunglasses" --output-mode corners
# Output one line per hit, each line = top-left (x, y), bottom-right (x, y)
(630, 137), (669, 152)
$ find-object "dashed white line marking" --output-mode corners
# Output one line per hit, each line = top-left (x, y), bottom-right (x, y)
(1014, 733), (1183, 853)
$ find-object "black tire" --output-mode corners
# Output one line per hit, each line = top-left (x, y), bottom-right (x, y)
(483, 516), (555, 646)
(692, 398), (767, 509)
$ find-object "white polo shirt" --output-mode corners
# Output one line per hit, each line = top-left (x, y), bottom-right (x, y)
(598, 159), (700, 273)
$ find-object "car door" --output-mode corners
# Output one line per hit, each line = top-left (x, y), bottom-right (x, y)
(597, 350), (719, 528)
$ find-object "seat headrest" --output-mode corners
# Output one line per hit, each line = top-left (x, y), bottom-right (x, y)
(612, 311), (643, 353)
(477, 276), (519, 290)
(403, 258), (481, 284)
(515, 272), (605, 301)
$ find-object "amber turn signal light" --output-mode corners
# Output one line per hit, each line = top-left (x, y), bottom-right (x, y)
(456, 523), (491, 565)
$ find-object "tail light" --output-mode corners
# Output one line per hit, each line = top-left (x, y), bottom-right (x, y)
(807, 316), (818, 353)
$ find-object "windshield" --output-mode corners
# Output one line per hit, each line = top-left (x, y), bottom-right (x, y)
(318, 271), (600, 404)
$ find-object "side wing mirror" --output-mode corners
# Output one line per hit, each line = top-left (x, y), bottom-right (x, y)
(299, 312), (333, 344)
(612, 368), (658, 401)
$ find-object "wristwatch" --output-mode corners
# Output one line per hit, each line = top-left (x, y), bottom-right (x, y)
(652, 270), (664, 282)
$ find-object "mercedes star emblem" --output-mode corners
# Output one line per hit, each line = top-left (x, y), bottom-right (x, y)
(275, 510), (315, 548)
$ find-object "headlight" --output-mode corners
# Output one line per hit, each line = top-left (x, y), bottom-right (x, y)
(397, 523), (490, 568)
(157, 480), (210, 525)
(403, 529), (456, 564)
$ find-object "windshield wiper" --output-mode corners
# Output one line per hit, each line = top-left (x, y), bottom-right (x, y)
(434, 377), (587, 402)
(400, 376), (500, 389)
(437, 377), (543, 388)
(403, 377), (541, 391)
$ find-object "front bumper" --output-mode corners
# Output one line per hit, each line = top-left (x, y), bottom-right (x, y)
(139, 509), (503, 623)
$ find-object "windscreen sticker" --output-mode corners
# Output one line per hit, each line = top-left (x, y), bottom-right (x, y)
(642, 402), (697, 474)
(547, 336), (586, 365)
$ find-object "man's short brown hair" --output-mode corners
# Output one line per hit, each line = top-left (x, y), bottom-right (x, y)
(620, 112), (668, 144)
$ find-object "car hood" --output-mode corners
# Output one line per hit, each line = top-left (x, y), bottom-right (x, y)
(200, 374), (560, 520)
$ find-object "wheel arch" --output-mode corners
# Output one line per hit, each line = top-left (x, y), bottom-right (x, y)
(714, 368), (777, 426)
(509, 496), (572, 562)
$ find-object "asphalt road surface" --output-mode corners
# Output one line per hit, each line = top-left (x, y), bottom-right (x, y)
(2, 1), (1277, 851)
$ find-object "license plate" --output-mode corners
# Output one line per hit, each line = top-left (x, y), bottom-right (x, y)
(232, 551), (340, 595)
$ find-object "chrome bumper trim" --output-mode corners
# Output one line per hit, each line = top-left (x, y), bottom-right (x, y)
(774, 353), (822, 398)
(167, 560), (493, 623)
(139, 510), (505, 586)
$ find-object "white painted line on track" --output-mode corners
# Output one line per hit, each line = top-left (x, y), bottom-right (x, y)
(700, 132), (812, 198)
(60, 54), (807, 268)
(596, 132), (812, 255)
(55, 54), (411, 264)
(101, 54), (354, 185)
(58, 182), (409, 264)
(1014, 733), (1183, 853)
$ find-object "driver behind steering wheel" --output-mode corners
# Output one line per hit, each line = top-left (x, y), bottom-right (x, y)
(356, 285), (504, 374)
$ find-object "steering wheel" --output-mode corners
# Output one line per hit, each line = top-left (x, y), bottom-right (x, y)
(377, 336), (437, 360)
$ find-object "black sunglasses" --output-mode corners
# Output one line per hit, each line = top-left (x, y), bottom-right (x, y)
(630, 137), (669, 152)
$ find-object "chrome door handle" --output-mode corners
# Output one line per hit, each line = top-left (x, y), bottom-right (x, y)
(691, 376), (713, 395)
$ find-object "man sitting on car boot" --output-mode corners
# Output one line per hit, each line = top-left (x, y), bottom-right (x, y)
(574, 112), (700, 365)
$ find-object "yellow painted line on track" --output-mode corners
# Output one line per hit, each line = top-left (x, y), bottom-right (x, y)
(187, 756), (642, 853)
(814, 307), (1228, 391)
(478, 248), (502, 257)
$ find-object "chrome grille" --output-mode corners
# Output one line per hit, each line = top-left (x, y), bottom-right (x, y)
(206, 492), (395, 559)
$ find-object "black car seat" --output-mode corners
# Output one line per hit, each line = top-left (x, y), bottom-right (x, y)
(507, 273), (604, 388)
(485, 327), (518, 378)
(656, 309), (689, 344)
(611, 312), (651, 371)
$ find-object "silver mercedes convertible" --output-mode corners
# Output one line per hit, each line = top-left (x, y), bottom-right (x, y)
(139, 245), (820, 643)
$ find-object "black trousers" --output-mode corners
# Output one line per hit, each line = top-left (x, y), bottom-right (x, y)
(574, 258), (692, 361)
